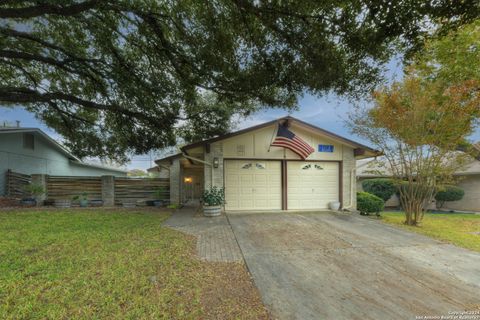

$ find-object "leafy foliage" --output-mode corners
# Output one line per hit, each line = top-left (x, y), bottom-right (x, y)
(1, 1), (478, 161)
(357, 192), (384, 216)
(362, 178), (397, 202)
(23, 183), (44, 198)
(202, 186), (225, 206)
(435, 185), (465, 208)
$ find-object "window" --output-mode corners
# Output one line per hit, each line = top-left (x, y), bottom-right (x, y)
(23, 133), (34, 150)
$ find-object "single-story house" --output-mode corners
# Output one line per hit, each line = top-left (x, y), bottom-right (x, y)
(156, 116), (377, 211)
(357, 155), (480, 212)
(0, 126), (127, 196)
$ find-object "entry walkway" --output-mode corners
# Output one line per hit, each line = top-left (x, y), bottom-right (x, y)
(163, 202), (243, 262)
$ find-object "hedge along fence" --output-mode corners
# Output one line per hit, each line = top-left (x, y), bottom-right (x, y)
(6, 170), (31, 198)
(114, 177), (169, 205)
(47, 176), (102, 200)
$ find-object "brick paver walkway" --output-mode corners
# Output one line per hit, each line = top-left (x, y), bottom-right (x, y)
(164, 202), (243, 263)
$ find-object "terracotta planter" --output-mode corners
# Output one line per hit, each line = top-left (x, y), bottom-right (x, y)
(203, 205), (222, 217)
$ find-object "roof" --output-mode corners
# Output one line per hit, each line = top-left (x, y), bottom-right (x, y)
(357, 157), (480, 178)
(154, 153), (183, 165)
(0, 127), (127, 173)
(180, 116), (378, 154)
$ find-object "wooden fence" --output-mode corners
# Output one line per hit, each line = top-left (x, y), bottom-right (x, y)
(6, 170), (31, 198)
(114, 177), (169, 205)
(5, 171), (170, 205)
(47, 176), (102, 200)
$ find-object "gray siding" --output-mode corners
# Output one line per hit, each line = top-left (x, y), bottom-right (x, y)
(0, 132), (125, 196)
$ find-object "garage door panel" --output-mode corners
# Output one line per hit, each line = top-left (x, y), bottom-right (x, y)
(225, 160), (281, 211)
(287, 161), (339, 210)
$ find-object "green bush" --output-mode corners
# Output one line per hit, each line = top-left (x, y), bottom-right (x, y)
(361, 178), (396, 202)
(435, 185), (465, 208)
(357, 192), (385, 216)
(202, 186), (225, 206)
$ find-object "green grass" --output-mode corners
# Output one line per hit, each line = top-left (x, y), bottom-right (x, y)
(0, 209), (267, 319)
(382, 211), (480, 252)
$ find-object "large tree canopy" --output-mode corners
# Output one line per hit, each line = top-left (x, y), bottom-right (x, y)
(0, 1), (478, 162)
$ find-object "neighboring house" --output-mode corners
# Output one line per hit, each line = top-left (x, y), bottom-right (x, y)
(155, 116), (377, 211)
(357, 157), (480, 212)
(146, 165), (169, 179)
(0, 127), (127, 196)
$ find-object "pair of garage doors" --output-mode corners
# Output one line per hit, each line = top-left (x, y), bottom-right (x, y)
(224, 160), (339, 211)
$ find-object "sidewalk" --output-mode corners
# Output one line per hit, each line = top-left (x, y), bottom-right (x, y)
(163, 202), (243, 263)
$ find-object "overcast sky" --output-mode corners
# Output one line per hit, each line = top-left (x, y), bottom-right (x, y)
(1, 57), (479, 171)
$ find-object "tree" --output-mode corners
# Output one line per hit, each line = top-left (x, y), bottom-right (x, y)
(350, 76), (478, 225)
(410, 20), (480, 159)
(127, 169), (147, 177)
(1, 1), (478, 162)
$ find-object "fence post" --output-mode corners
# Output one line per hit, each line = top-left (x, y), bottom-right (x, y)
(101, 175), (115, 206)
(31, 174), (47, 205)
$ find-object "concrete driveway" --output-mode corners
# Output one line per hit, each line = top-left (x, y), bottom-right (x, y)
(227, 212), (480, 320)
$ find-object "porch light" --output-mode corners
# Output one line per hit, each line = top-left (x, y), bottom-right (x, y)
(184, 177), (192, 183)
(213, 157), (219, 168)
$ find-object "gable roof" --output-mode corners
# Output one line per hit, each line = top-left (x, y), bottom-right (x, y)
(0, 127), (127, 173)
(181, 116), (378, 154)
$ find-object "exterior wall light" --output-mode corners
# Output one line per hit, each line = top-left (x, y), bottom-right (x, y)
(213, 157), (219, 168)
(184, 177), (192, 183)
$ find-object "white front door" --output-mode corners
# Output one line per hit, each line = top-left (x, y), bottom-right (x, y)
(287, 161), (339, 210)
(224, 160), (281, 210)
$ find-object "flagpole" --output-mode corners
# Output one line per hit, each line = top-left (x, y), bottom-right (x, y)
(267, 122), (279, 153)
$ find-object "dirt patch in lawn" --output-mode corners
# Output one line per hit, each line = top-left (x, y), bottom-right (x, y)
(199, 262), (270, 319)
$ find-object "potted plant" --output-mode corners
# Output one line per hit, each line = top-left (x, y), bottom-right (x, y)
(202, 186), (224, 217)
(153, 186), (168, 207)
(79, 192), (88, 207)
(22, 183), (45, 206)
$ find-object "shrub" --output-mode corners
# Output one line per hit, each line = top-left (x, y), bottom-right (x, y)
(361, 178), (396, 202)
(23, 183), (45, 199)
(357, 192), (385, 216)
(435, 185), (465, 208)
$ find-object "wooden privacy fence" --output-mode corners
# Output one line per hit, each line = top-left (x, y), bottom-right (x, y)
(47, 176), (102, 200)
(6, 170), (31, 198)
(114, 178), (169, 205)
(5, 170), (170, 205)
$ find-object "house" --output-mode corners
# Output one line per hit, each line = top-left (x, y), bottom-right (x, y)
(155, 116), (377, 211)
(357, 156), (480, 212)
(146, 165), (169, 178)
(0, 126), (127, 196)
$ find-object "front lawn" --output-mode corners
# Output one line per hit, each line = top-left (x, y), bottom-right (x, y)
(0, 209), (268, 319)
(382, 212), (480, 252)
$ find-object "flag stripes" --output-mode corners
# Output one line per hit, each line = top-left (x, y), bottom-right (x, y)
(271, 124), (315, 159)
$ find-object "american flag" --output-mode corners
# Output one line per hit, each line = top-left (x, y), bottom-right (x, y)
(271, 124), (314, 159)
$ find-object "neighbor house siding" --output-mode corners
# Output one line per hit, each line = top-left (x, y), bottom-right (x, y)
(442, 175), (480, 212)
(0, 132), (125, 196)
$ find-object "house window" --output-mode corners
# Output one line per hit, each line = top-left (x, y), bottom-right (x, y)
(23, 133), (34, 150)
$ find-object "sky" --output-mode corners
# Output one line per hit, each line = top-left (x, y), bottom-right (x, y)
(1, 57), (479, 171)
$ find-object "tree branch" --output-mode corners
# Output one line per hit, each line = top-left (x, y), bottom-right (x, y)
(0, 0), (101, 19)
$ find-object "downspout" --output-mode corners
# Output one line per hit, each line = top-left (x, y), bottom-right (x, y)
(342, 167), (356, 211)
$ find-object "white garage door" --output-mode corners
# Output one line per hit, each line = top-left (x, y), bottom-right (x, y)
(225, 160), (281, 211)
(287, 161), (339, 210)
